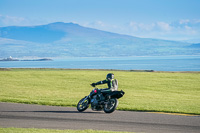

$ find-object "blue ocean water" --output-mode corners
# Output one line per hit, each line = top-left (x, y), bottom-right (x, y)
(0, 56), (200, 71)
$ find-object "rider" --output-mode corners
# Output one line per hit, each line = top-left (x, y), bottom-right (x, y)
(91, 73), (118, 94)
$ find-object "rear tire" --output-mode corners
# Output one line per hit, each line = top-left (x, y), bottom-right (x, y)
(104, 98), (118, 113)
(77, 97), (89, 112)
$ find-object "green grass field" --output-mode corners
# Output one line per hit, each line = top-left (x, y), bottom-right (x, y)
(0, 68), (200, 115)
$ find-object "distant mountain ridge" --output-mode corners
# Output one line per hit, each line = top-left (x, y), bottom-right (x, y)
(0, 22), (199, 58)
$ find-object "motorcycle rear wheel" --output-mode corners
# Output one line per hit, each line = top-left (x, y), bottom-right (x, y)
(104, 98), (118, 113)
(77, 97), (89, 112)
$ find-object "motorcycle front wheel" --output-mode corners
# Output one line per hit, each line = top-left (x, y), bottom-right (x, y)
(104, 98), (118, 113)
(77, 97), (90, 112)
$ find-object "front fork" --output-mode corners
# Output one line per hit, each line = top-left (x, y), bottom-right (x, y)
(80, 95), (90, 104)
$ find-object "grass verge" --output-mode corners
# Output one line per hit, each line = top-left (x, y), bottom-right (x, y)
(0, 68), (200, 115)
(0, 128), (133, 133)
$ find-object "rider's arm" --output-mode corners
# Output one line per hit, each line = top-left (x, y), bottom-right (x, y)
(95, 79), (108, 85)
(92, 79), (109, 87)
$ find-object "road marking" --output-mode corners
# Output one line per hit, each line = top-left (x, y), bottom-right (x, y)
(148, 112), (199, 116)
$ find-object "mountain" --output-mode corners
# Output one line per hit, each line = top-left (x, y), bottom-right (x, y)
(0, 22), (199, 58)
(187, 43), (200, 48)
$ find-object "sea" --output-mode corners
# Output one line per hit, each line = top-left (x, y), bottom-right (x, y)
(0, 55), (200, 71)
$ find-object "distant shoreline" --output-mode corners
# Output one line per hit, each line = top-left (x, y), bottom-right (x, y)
(0, 56), (199, 71)
(0, 68), (199, 73)
(0, 58), (52, 61)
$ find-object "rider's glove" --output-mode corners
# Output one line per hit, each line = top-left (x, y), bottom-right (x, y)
(91, 83), (96, 87)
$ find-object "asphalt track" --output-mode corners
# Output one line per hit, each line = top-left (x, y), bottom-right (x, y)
(0, 102), (200, 133)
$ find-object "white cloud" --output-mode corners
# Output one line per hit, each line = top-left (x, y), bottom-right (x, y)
(179, 19), (190, 24)
(129, 21), (139, 31)
(84, 19), (200, 41)
(156, 22), (172, 31)
(0, 14), (47, 27)
(95, 21), (105, 27)
(0, 15), (28, 26)
(129, 21), (156, 31)
(184, 25), (192, 30)
(82, 21), (120, 33)
(83, 21), (106, 29)
(127, 20), (200, 40)
(128, 21), (173, 32)
(194, 19), (200, 23)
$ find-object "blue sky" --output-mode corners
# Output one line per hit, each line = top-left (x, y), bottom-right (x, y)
(0, 0), (200, 41)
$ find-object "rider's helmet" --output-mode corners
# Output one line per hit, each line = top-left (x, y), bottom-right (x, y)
(106, 73), (114, 81)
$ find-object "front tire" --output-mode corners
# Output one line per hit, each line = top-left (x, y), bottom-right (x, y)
(77, 97), (89, 112)
(104, 98), (118, 113)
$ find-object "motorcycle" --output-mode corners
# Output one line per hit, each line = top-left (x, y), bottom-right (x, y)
(77, 86), (125, 113)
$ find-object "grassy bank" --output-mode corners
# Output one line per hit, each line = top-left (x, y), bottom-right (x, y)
(0, 68), (200, 115)
(0, 128), (133, 133)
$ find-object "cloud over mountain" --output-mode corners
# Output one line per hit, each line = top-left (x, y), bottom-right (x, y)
(83, 19), (200, 41)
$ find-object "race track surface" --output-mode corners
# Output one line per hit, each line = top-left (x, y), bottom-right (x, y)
(0, 102), (200, 133)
